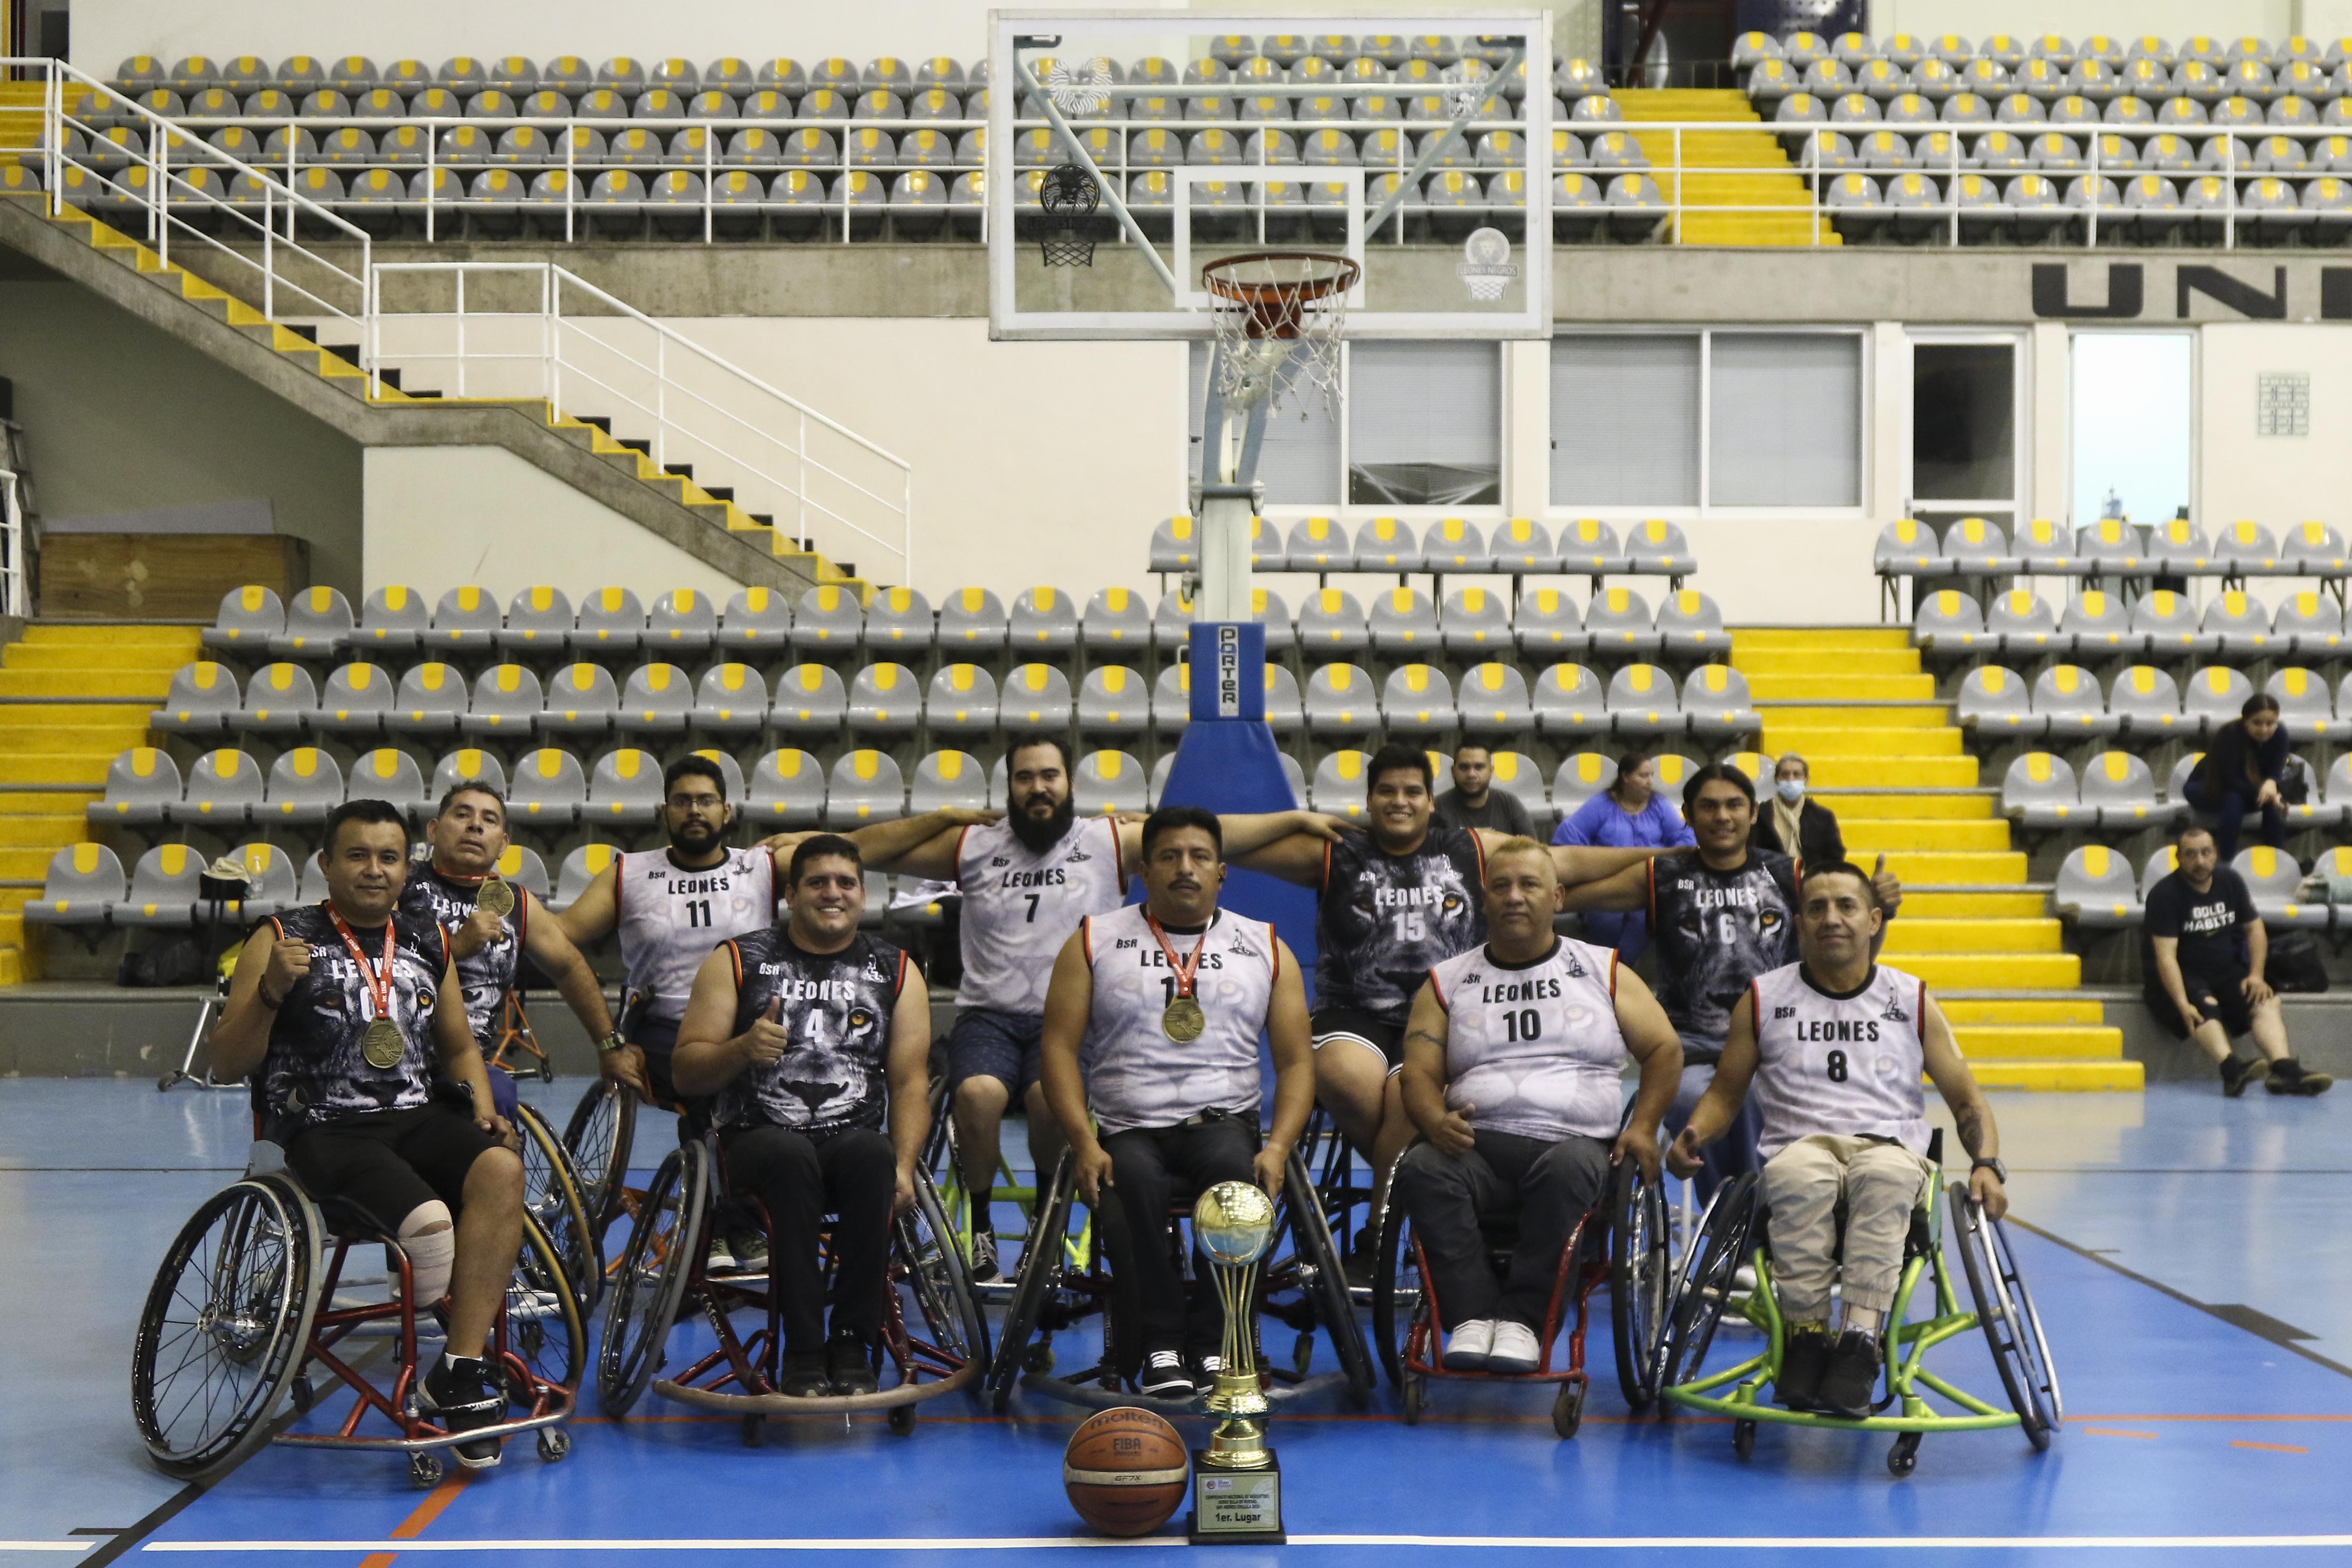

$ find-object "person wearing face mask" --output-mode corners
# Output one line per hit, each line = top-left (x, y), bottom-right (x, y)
(1752, 754), (1847, 870)
(1549, 751), (1696, 962)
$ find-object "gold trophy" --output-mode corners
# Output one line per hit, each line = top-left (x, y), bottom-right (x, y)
(1187, 1180), (1285, 1545)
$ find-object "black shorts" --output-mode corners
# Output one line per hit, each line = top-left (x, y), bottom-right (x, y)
(1311, 1007), (1406, 1069)
(2148, 964), (2255, 1040)
(634, 1016), (682, 1108)
(285, 1103), (504, 1233)
(945, 1009), (1045, 1099)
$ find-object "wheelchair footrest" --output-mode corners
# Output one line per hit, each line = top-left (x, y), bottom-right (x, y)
(1020, 1368), (1354, 1418)
(272, 1389), (575, 1453)
(651, 1358), (975, 1416)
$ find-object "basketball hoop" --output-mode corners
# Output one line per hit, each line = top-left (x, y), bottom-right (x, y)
(1039, 163), (1100, 267)
(1200, 250), (1360, 418)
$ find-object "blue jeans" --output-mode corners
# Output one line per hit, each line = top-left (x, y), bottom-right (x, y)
(2182, 778), (2284, 863)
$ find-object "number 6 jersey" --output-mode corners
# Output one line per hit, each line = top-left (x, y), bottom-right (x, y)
(1749, 961), (1929, 1161)
(1426, 936), (1626, 1142)
(616, 847), (778, 1026)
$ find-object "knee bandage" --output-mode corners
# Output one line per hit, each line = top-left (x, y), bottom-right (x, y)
(396, 1201), (456, 1308)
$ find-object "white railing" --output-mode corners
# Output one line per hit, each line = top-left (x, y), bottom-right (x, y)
(0, 458), (26, 619)
(367, 261), (912, 581)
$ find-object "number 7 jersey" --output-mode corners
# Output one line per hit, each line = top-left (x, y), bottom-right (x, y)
(954, 816), (1127, 1015)
(1749, 961), (1929, 1161)
(616, 846), (779, 1025)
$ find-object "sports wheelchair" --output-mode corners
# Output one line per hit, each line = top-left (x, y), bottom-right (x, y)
(921, 1075), (1094, 1304)
(131, 1101), (581, 1489)
(595, 1116), (988, 1443)
(983, 1138), (1373, 1414)
(1657, 1132), (2062, 1475)
(1372, 1156), (1671, 1438)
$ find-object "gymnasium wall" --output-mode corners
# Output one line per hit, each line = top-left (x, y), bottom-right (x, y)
(2196, 323), (2352, 532)
(1861, 1), (2337, 43)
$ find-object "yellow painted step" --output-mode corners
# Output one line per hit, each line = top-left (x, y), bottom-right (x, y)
(0, 726), (137, 755)
(0, 755), (112, 786)
(1836, 817), (2012, 852)
(1879, 918), (2064, 954)
(1, 641), (190, 672)
(0, 846), (56, 878)
(1868, 849), (2029, 884)
(0, 791), (99, 815)
(1895, 891), (2050, 919)
(0, 701), (156, 726)
(1735, 649), (1921, 676)
(0, 815), (83, 849)
(1764, 726), (1960, 757)
(1804, 755), (1980, 789)
(1732, 628), (1915, 650)
(1898, 952), (2080, 989)
(1941, 997), (2108, 1025)
(0, 670), (171, 699)
(0, 947), (22, 986)
(1748, 675), (1938, 701)
(1815, 793), (1993, 819)
(24, 624), (200, 650)
(1953, 1025), (2124, 1060)
(0, 889), (34, 912)
(1972, 1060), (2145, 1091)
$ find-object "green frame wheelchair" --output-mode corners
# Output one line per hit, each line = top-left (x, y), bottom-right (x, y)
(1657, 1133), (2062, 1476)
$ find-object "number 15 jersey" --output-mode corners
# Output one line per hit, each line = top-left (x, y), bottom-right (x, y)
(1749, 961), (1929, 1161)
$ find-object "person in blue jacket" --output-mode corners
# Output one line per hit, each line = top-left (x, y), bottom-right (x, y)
(1551, 751), (1694, 961)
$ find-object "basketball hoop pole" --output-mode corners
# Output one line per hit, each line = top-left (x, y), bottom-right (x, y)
(1193, 353), (1270, 624)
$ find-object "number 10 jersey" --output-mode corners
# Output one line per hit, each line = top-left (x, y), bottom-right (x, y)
(616, 846), (778, 1025)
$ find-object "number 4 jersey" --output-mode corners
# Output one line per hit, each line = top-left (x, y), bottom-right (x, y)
(616, 847), (779, 1026)
(1749, 961), (1929, 1161)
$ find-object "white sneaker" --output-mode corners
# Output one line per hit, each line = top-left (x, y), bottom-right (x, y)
(1486, 1321), (1541, 1375)
(1442, 1319), (1496, 1370)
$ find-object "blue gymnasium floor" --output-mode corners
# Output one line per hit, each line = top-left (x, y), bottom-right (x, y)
(10, 1080), (2352, 1566)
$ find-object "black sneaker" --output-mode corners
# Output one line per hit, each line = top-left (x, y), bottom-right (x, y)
(968, 1228), (1001, 1283)
(2221, 1055), (2268, 1098)
(420, 1354), (504, 1469)
(726, 1226), (769, 1273)
(780, 1349), (832, 1398)
(1138, 1349), (1193, 1399)
(1343, 1224), (1376, 1291)
(826, 1332), (879, 1397)
(2267, 1057), (2334, 1096)
(1776, 1324), (1831, 1411)
(1814, 1329), (1881, 1420)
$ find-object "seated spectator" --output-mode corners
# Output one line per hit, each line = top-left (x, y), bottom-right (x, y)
(1433, 743), (1535, 838)
(1551, 751), (1693, 961)
(2182, 695), (2290, 862)
(1751, 752), (1846, 869)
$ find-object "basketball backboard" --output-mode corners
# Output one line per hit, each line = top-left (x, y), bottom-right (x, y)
(985, 10), (1553, 341)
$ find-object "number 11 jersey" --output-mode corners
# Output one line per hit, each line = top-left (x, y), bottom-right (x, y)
(615, 846), (778, 1026)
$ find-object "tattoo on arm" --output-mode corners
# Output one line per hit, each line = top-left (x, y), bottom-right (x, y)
(1953, 1104), (1987, 1158)
(1404, 1028), (1445, 1051)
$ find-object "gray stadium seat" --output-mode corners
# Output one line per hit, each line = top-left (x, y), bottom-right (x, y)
(2032, 664), (2116, 738)
(689, 664), (769, 736)
(861, 587), (934, 652)
(217, 841), (302, 921)
(348, 747), (429, 820)
(1250, 589), (1295, 655)
(1941, 517), (2021, 576)
(1381, 665), (1457, 735)
(2080, 749), (2176, 830)
(2057, 590), (2135, 659)
(793, 584), (864, 650)
(499, 586), (575, 655)
(1259, 664), (1304, 733)
(2148, 518), (2215, 575)
(1284, 517), (1354, 572)
(22, 843), (127, 929)
(550, 844), (620, 914)
(1628, 518), (1695, 575)
(2236, 845), (2327, 929)
(384, 662), (466, 739)
(1534, 662), (1609, 737)
(1154, 665), (1193, 736)
(686, 748), (746, 805)
(584, 748), (663, 828)
(573, 586), (646, 654)
(2213, 519), (2282, 575)
(112, 844), (204, 929)
(1248, 518), (1287, 573)
(1010, 586), (1081, 653)
(2275, 591), (2346, 658)
(202, 585), (284, 654)
(1586, 587), (1661, 657)
(315, 662), (392, 737)
(1078, 666), (1149, 736)
(1553, 752), (1619, 817)
(353, 585), (429, 656)
(1606, 664), (1685, 736)
(1353, 517), (1423, 572)
(2012, 519), (2080, 576)
(170, 749), (264, 827)
(1001, 664), (1074, 728)
(540, 662), (621, 736)
(424, 586), (502, 654)
(509, 747), (589, 826)
(2281, 519), (2350, 577)
(229, 663), (318, 738)
(1305, 663), (1378, 734)
(1912, 589), (1990, 656)
(911, 750), (988, 814)
(2267, 665), (2347, 742)
(1987, 589), (2059, 655)
(1309, 750), (1372, 819)
(826, 749), (906, 826)
(1297, 588), (1371, 653)
(2054, 844), (2142, 927)
(1656, 590), (1728, 657)
(1874, 518), (1944, 578)
(1683, 665), (1758, 739)
(1458, 663), (1534, 734)
(1439, 587), (1512, 656)
(2201, 590), (2275, 659)
(1957, 665), (2041, 736)
(848, 663), (924, 734)
(1557, 519), (1629, 574)
(1074, 750), (1148, 816)
(616, 664), (692, 735)
(464, 664), (544, 739)
(937, 586), (1010, 652)
(2182, 665), (2256, 734)
(88, 747), (182, 831)
(646, 588), (719, 655)
(1083, 587), (1153, 653)
(746, 749), (826, 829)
(151, 662), (238, 738)
(1514, 589), (1585, 658)
(1478, 751), (1549, 828)
(719, 586), (793, 653)
(1490, 518), (1557, 574)
(1153, 590), (1198, 654)
(2109, 665), (2184, 736)
(270, 585), (355, 660)
(2077, 520), (2146, 577)
(259, 747), (344, 828)
(1149, 516), (1199, 574)
(772, 664), (850, 737)
(2128, 589), (2211, 658)
(2001, 752), (2083, 831)
(431, 747), (510, 807)
(1368, 586), (1441, 654)
(489, 844), (552, 904)
(1423, 519), (1491, 573)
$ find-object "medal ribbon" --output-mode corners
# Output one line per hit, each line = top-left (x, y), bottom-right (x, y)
(328, 907), (398, 1028)
(1144, 910), (1211, 1001)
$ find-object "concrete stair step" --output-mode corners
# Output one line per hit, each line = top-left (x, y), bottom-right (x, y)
(1734, 648), (1921, 675)
(1898, 951), (2080, 989)
(1896, 890), (2050, 919)
(0, 792), (100, 815)
(1802, 755), (1980, 789)
(0, 669), (174, 699)
(1763, 725), (1960, 757)
(0, 816), (86, 849)
(0, 947), (24, 986)
(0, 847), (56, 879)
(1747, 674), (1938, 700)
(1941, 996), (2107, 1025)
(1968, 1059), (2145, 1091)
(24, 624), (201, 649)
(1953, 1024), (2125, 1060)
(1678, 216), (1836, 245)
(0, 889), (32, 914)
(1864, 849), (2029, 884)
(0, 755), (110, 786)
(1755, 701), (1944, 728)
(1812, 792), (1992, 819)
(1733, 628), (1913, 650)
(1, 642), (190, 673)
(0, 724), (150, 753)
(1880, 917), (2063, 954)
(1836, 817), (2012, 851)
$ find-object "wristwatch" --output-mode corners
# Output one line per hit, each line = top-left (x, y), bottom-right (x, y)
(598, 1031), (627, 1055)
(1971, 1156), (2007, 1183)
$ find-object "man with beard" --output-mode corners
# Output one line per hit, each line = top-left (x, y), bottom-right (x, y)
(1038, 806), (1313, 1398)
(207, 800), (525, 1470)
(847, 734), (1345, 1279)
(1233, 742), (1678, 1255)
(401, 780), (635, 1094)
(1560, 763), (1902, 1196)
(673, 835), (932, 1398)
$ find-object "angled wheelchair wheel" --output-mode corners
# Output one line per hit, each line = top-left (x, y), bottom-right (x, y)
(515, 1102), (603, 1319)
(1369, 1194), (1415, 1390)
(505, 1209), (587, 1398)
(895, 1166), (992, 1378)
(562, 1077), (636, 1235)
(1658, 1173), (1758, 1398)
(986, 1151), (1075, 1411)
(1950, 1185), (2062, 1448)
(597, 1141), (706, 1418)
(1609, 1159), (1672, 1409)
(132, 1174), (321, 1480)
(1279, 1150), (1372, 1406)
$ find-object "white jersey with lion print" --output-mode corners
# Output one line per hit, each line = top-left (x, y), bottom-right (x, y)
(1079, 904), (1276, 1136)
(954, 816), (1126, 1014)
(616, 846), (777, 1024)
(1749, 962), (1930, 1162)
(1427, 937), (1626, 1143)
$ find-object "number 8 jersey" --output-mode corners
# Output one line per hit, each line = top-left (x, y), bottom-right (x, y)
(1749, 961), (1929, 1161)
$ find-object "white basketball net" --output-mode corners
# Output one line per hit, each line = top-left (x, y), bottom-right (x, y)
(1202, 252), (1358, 419)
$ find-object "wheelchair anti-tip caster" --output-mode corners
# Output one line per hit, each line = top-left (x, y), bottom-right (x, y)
(1293, 1333), (1314, 1378)
(1022, 1341), (1055, 1375)
(1401, 1371), (1424, 1426)
(536, 1428), (569, 1462)
(889, 1404), (917, 1436)
(537, 1059), (555, 1085)
(741, 1415), (764, 1448)
(1733, 1419), (1756, 1460)
(290, 1376), (314, 1414)
(1888, 1432), (1921, 1477)
(1552, 1383), (1585, 1440)
(409, 1452), (444, 1489)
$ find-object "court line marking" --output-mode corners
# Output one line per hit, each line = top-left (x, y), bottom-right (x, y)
(2231, 1441), (2310, 1454)
(136, 1537), (2352, 1553)
(2082, 1429), (2159, 1439)
(0, 1545), (94, 1553)
(357, 1472), (472, 1568)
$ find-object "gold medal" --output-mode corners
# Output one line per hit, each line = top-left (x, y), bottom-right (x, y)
(1163, 995), (1207, 1042)
(475, 876), (514, 919)
(1145, 910), (1213, 1045)
(361, 1015), (406, 1070)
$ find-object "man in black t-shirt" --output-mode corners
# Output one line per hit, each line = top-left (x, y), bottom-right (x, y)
(1433, 745), (1537, 838)
(2143, 824), (2331, 1098)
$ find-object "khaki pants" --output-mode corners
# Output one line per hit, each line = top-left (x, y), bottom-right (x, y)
(1760, 1134), (1931, 1323)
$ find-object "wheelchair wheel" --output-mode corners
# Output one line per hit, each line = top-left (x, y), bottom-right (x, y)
(132, 1175), (320, 1480)
(1950, 1185), (2062, 1449)
(894, 1166), (992, 1378)
(597, 1141), (706, 1418)
(1609, 1159), (1672, 1409)
(562, 1077), (636, 1235)
(504, 1209), (587, 1398)
(1369, 1195), (1414, 1390)
(515, 1102), (603, 1319)
(1658, 1173), (1758, 1398)
(986, 1151), (1075, 1411)
(1279, 1150), (1372, 1406)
